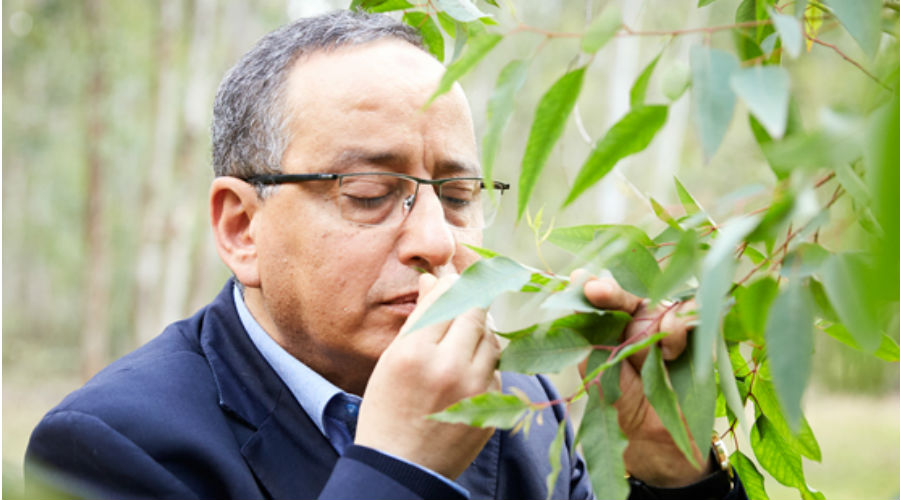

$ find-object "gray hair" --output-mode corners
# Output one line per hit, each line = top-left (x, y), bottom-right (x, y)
(211, 10), (425, 180)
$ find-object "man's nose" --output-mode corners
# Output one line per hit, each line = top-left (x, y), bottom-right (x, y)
(396, 185), (456, 272)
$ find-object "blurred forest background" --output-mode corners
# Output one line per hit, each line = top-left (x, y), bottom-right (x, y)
(3, 0), (898, 498)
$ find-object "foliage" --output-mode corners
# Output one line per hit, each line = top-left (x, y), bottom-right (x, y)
(355, 0), (900, 498)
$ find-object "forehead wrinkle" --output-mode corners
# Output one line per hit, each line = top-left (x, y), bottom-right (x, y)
(331, 148), (411, 173)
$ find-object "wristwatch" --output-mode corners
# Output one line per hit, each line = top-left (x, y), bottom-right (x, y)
(626, 435), (735, 500)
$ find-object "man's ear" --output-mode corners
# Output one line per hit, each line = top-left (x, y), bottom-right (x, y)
(209, 177), (262, 288)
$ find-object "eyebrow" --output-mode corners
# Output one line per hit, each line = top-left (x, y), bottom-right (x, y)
(332, 148), (481, 178)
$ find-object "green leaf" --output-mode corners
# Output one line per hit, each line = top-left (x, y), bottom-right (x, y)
(581, 4), (622, 54)
(717, 335), (747, 435)
(750, 98), (804, 179)
(650, 197), (681, 231)
(563, 105), (668, 206)
(808, 278), (839, 322)
(731, 450), (770, 500)
(577, 385), (629, 500)
(549, 224), (654, 253)
(751, 415), (806, 488)
(436, 11), (457, 38)
(822, 253), (882, 352)
(630, 52), (661, 108)
(518, 67), (587, 219)
(834, 162), (871, 207)
(765, 280), (814, 429)
(696, 216), (760, 377)
(606, 239), (661, 298)
(824, 323), (900, 362)
(403, 12), (445, 62)
(735, 277), (778, 344)
(752, 376), (822, 461)
(463, 243), (500, 259)
(698, 0), (719, 6)
(668, 339), (716, 457)
(731, 66), (791, 139)
(582, 332), (669, 384)
(541, 283), (600, 313)
(780, 243), (829, 278)
(482, 59), (529, 188)
(747, 187), (794, 245)
(427, 30), (502, 106)
(544, 420), (567, 500)
(642, 345), (700, 468)
(690, 45), (739, 158)
(499, 315), (593, 374)
(650, 229), (699, 303)
(827, 0), (882, 58)
(436, 0), (490, 22)
(429, 391), (528, 428)
(769, 8), (803, 58)
(661, 61), (691, 102)
(673, 177), (702, 217)
(351, 0), (414, 13)
(407, 256), (532, 333)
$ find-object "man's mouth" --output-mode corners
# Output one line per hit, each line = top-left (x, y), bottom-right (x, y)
(381, 292), (418, 316)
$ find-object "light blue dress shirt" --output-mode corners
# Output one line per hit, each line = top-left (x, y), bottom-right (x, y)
(232, 285), (469, 497)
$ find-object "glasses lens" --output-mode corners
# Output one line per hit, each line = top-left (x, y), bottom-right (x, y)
(439, 179), (502, 229)
(338, 174), (414, 226)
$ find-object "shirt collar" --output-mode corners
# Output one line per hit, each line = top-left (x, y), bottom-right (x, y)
(232, 283), (344, 437)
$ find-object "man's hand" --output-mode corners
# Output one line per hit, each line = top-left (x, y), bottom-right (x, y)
(355, 273), (501, 480)
(575, 270), (714, 487)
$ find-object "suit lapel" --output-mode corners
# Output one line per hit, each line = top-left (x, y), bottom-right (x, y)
(200, 280), (339, 498)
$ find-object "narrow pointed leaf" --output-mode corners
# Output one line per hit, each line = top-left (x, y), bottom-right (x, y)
(827, 0), (882, 58)
(518, 67), (587, 219)
(650, 229), (699, 303)
(690, 46), (739, 158)
(427, 30), (502, 106)
(674, 177), (702, 217)
(630, 52), (661, 108)
(642, 345), (699, 468)
(499, 315), (594, 374)
(668, 340), (716, 456)
(765, 281), (814, 429)
(731, 66), (790, 139)
(769, 9), (803, 58)
(429, 392), (528, 428)
(734, 277), (778, 344)
(582, 332), (669, 384)
(822, 253), (882, 352)
(564, 105), (668, 206)
(661, 61), (691, 102)
(482, 60), (529, 187)
(696, 216), (760, 377)
(577, 385), (629, 500)
(544, 421), (567, 500)
(650, 197), (681, 231)
(436, 0), (490, 22)
(717, 335), (747, 435)
(403, 12), (445, 62)
(824, 323), (900, 362)
(581, 4), (622, 54)
(731, 451), (770, 500)
(833, 162), (871, 207)
(408, 257), (532, 333)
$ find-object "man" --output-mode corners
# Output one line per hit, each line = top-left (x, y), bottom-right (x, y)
(26, 10), (745, 500)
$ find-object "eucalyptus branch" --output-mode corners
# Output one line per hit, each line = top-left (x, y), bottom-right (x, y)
(806, 35), (892, 91)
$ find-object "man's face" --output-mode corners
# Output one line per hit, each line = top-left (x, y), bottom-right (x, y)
(245, 40), (483, 392)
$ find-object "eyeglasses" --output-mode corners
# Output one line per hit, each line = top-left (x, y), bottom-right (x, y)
(244, 172), (510, 230)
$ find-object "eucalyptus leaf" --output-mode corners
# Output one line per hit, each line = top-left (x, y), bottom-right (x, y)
(403, 12), (445, 62)
(824, 323), (900, 362)
(499, 314), (597, 374)
(544, 421), (567, 500)
(650, 197), (681, 231)
(407, 256), (533, 333)
(581, 4), (622, 54)
(674, 177), (703, 217)
(751, 415), (806, 488)
(436, 0), (490, 22)
(660, 61), (691, 102)
(429, 391), (528, 428)
(577, 385), (629, 500)
(564, 105), (668, 206)
(482, 60), (529, 188)
(717, 334), (747, 436)
(765, 280), (815, 429)
(754, 372), (822, 461)
(827, 0), (882, 58)
(731, 66), (790, 139)
(518, 67), (587, 219)
(731, 450), (770, 500)
(735, 277), (778, 344)
(780, 243), (829, 278)
(668, 340), (716, 458)
(822, 253), (882, 352)
(769, 8), (803, 58)
(642, 345), (699, 468)
(650, 229), (699, 303)
(630, 52), (661, 108)
(696, 216), (760, 378)
(690, 45), (739, 159)
(427, 30), (502, 106)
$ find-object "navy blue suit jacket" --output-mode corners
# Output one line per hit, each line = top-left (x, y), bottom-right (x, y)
(26, 280), (592, 499)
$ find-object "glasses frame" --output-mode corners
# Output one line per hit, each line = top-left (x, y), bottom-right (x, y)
(242, 172), (510, 229)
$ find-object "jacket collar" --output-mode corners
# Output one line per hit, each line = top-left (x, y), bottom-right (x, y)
(199, 279), (339, 498)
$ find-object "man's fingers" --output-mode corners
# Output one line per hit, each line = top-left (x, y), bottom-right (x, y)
(439, 306), (488, 357)
(583, 276), (643, 315)
(399, 273), (457, 338)
(658, 300), (695, 360)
